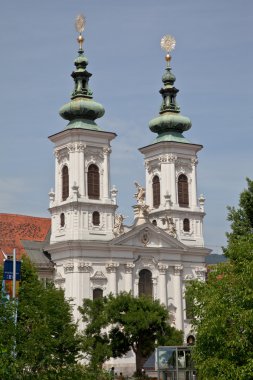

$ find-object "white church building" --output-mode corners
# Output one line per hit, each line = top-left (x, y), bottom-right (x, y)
(46, 23), (210, 364)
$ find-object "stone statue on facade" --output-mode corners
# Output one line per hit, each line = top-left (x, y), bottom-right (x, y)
(113, 214), (126, 236)
(134, 181), (146, 205)
(163, 215), (177, 238)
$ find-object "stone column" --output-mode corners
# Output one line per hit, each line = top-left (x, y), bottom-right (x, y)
(106, 263), (119, 294)
(76, 143), (85, 196)
(159, 154), (177, 206)
(124, 263), (135, 293)
(174, 265), (183, 331)
(152, 276), (158, 300)
(103, 147), (111, 200)
(191, 158), (198, 207)
(158, 264), (168, 306)
(68, 143), (76, 197)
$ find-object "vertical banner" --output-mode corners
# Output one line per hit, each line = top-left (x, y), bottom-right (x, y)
(3, 260), (21, 298)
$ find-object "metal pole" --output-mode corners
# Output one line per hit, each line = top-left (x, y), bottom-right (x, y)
(12, 248), (16, 299)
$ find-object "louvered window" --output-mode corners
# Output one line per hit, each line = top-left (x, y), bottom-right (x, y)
(183, 218), (190, 232)
(178, 174), (189, 207)
(62, 165), (69, 201)
(92, 211), (100, 226)
(88, 164), (100, 199)
(139, 269), (153, 297)
(152, 175), (160, 208)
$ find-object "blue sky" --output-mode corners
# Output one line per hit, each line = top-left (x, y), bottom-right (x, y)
(0, 0), (252, 254)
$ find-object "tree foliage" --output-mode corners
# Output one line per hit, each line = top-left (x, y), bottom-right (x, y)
(0, 257), (82, 379)
(79, 292), (183, 373)
(186, 178), (253, 379)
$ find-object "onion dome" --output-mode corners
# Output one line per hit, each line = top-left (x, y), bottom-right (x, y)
(149, 36), (192, 143)
(59, 16), (105, 131)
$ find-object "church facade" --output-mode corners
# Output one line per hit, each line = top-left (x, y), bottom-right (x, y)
(46, 26), (210, 369)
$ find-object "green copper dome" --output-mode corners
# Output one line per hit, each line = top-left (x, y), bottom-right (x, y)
(59, 47), (105, 131)
(149, 61), (191, 143)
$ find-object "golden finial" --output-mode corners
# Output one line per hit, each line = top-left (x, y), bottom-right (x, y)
(75, 14), (86, 50)
(161, 35), (176, 64)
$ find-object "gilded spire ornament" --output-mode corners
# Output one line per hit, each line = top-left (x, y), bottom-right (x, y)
(75, 14), (86, 50)
(161, 35), (176, 65)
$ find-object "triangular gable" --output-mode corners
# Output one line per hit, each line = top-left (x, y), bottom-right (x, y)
(111, 222), (187, 250)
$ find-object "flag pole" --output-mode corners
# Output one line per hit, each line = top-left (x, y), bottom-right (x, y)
(12, 248), (16, 299)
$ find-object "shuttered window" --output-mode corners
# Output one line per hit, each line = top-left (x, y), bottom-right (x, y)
(152, 175), (160, 208)
(92, 211), (100, 226)
(178, 174), (189, 207)
(93, 288), (103, 300)
(183, 218), (190, 232)
(88, 164), (100, 199)
(62, 165), (69, 201)
(138, 269), (153, 297)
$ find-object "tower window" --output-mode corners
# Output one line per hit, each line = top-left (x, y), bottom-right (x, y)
(88, 164), (100, 199)
(183, 218), (190, 232)
(178, 174), (189, 207)
(152, 175), (160, 208)
(92, 211), (100, 226)
(93, 288), (103, 300)
(62, 165), (69, 201)
(152, 220), (157, 226)
(60, 213), (65, 227)
(138, 269), (153, 297)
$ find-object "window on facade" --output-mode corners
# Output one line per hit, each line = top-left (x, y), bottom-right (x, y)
(183, 218), (190, 232)
(152, 220), (157, 226)
(178, 174), (189, 207)
(60, 213), (65, 227)
(152, 175), (160, 208)
(93, 288), (103, 300)
(92, 211), (100, 226)
(88, 164), (100, 199)
(62, 165), (69, 201)
(138, 269), (153, 297)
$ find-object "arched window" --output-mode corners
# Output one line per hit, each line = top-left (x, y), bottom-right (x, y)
(62, 165), (69, 201)
(93, 288), (103, 300)
(139, 269), (153, 297)
(178, 174), (189, 207)
(92, 211), (100, 226)
(152, 220), (157, 226)
(88, 164), (100, 199)
(60, 213), (65, 227)
(152, 175), (160, 208)
(183, 218), (190, 232)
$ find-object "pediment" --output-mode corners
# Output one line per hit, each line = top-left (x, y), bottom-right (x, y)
(111, 222), (187, 251)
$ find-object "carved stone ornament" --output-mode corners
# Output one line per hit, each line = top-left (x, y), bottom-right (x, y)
(54, 272), (66, 286)
(67, 143), (76, 153)
(174, 264), (183, 276)
(158, 263), (169, 274)
(184, 274), (194, 281)
(90, 271), (107, 289)
(195, 266), (207, 279)
(141, 230), (150, 246)
(159, 154), (177, 164)
(125, 263), (135, 274)
(64, 261), (74, 273)
(191, 157), (198, 166)
(85, 148), (104, 164)
(103, 147), (112, 155)
(176, 159), (192, 170)
(76, 143), (85, 152)
(77, 261), (92, 272)
(54, 147), (69, 162)
(106, 262), (119, 273)
(113, 214), (126, 236)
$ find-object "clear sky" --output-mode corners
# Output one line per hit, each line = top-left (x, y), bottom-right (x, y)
(0, 0), (252, 254)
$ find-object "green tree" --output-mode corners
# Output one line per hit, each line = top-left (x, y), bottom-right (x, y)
(186, 179), (253, 379)
(0, 257), (81, 379)
(79, 292), (183, 373)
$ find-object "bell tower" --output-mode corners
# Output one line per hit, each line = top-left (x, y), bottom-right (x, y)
(48, 15), (117, 243)
(139, 36), (205, 247)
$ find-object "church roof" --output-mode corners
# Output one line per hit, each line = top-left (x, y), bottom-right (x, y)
(0, 214), (51, 263)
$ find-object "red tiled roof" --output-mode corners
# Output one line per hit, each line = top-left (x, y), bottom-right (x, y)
(0, 214), (51, 262)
